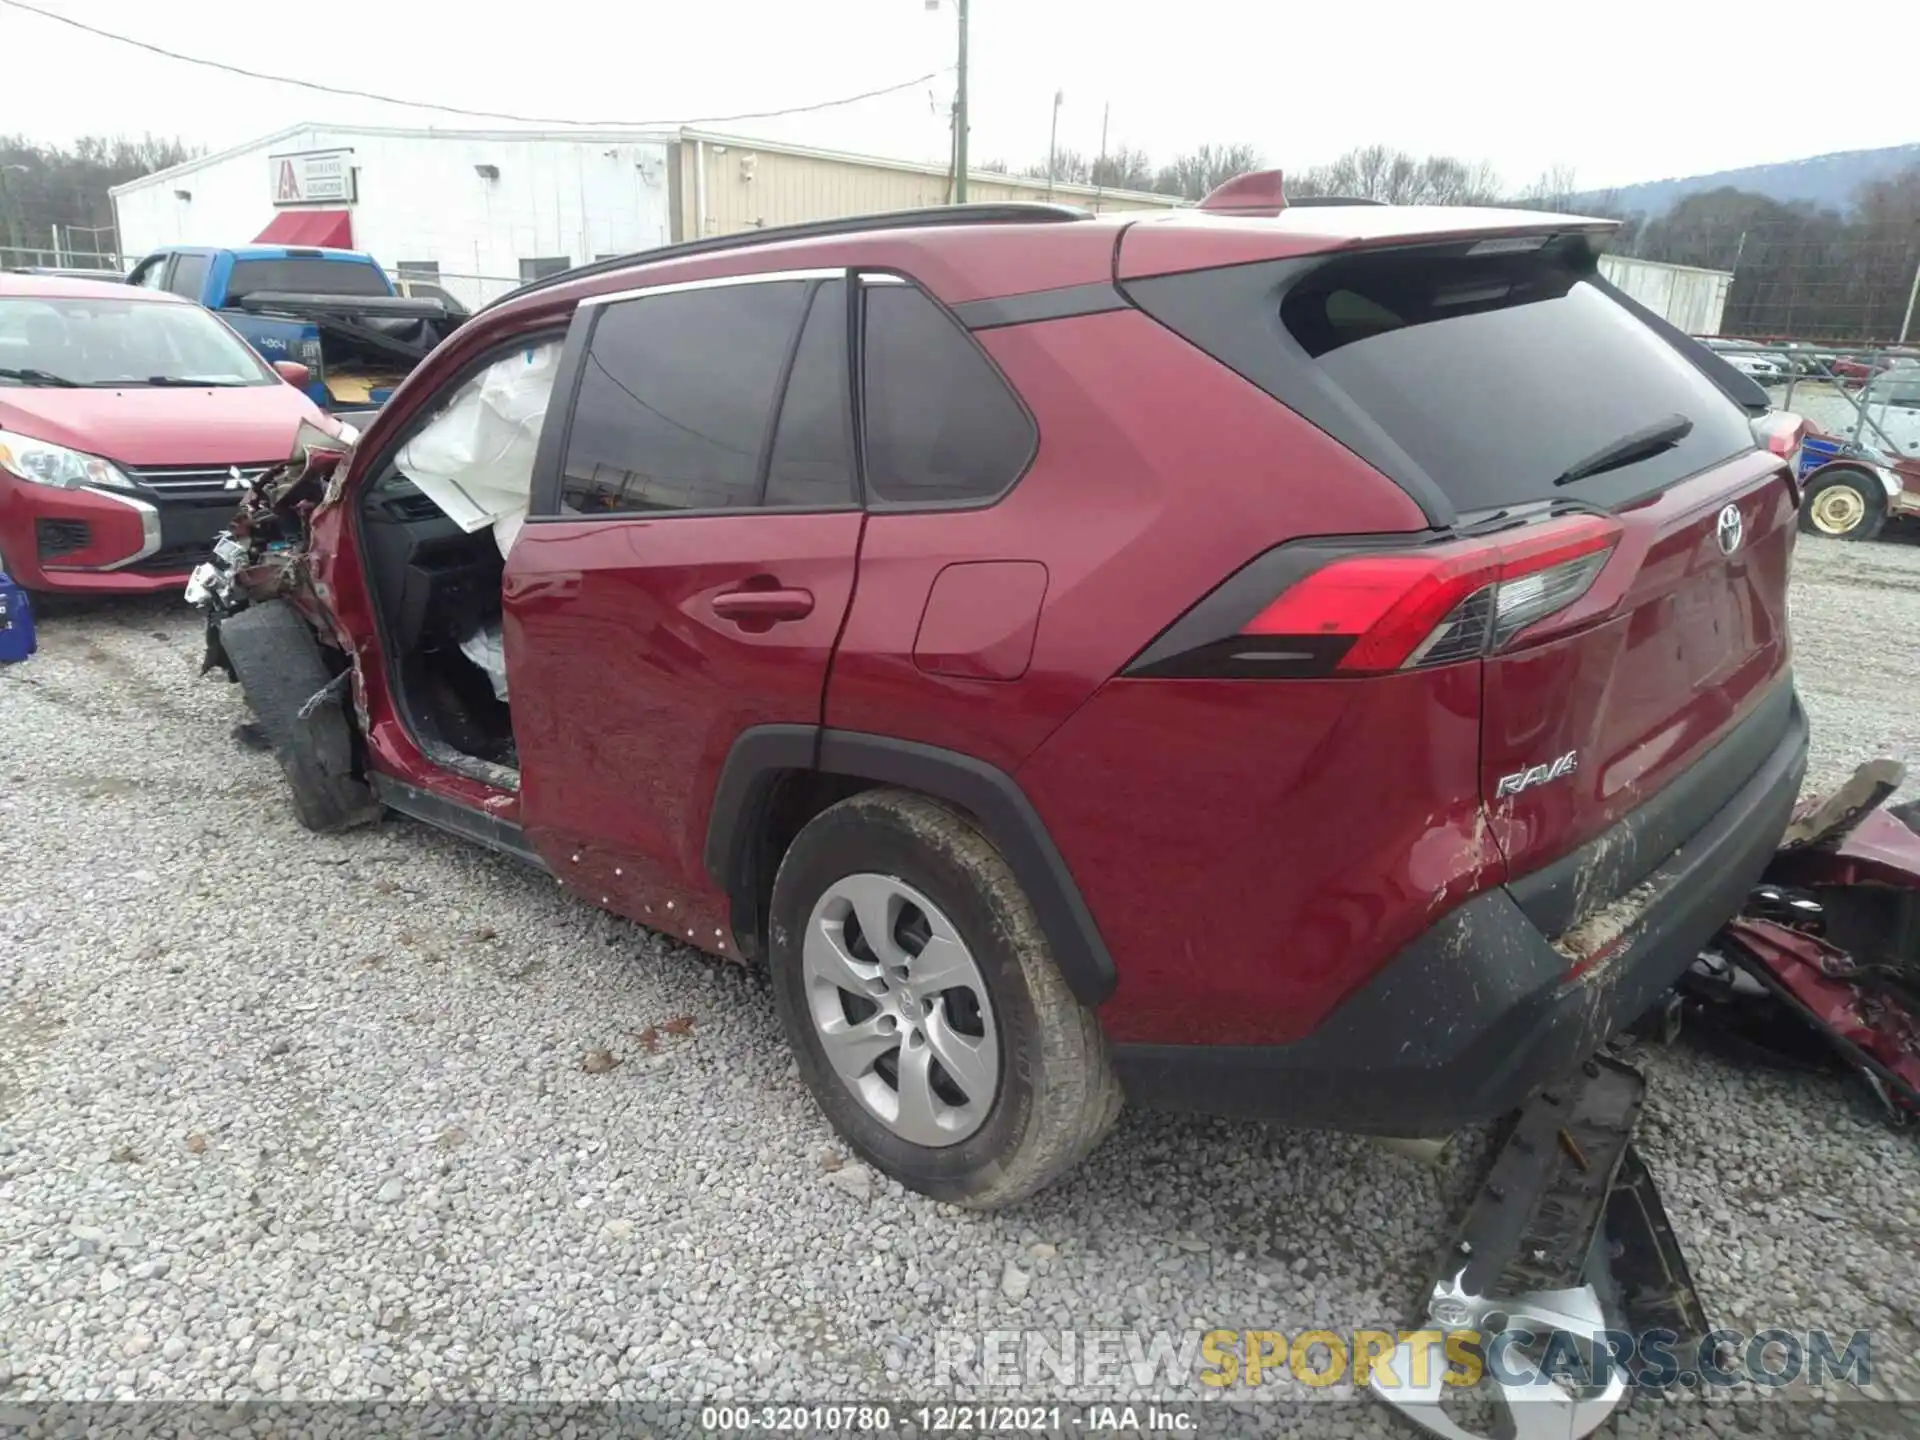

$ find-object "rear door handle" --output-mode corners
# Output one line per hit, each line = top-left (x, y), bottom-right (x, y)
(711, 587), (815, 623)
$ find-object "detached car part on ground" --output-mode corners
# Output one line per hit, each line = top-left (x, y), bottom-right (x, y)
(1683, 759), (1920, 1120)
(190, 183), (1817, 1221)
(1374, 760), (1920, 1440)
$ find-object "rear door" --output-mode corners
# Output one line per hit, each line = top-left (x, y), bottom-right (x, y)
(1127, 232), (1795, 889)
(503, 270), (863, 931)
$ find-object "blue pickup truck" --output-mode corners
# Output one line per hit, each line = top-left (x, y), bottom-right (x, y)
(125, 246), (461, 416)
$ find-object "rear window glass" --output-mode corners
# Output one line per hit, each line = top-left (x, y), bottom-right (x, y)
(1278, 246), (1753, 511)
(225, 258), (391, 302)
(861, 280), (1035, 506)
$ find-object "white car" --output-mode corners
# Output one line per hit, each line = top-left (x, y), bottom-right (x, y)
(1723, 351), (1788, 383)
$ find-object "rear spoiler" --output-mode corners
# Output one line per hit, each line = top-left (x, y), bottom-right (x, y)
(235, 291), (452, 322)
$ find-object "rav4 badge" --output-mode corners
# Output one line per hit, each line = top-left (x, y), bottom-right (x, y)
(1494, 751), (1580, 799)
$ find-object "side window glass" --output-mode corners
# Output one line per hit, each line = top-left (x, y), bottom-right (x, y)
(764, 280), (853, 508)
(860, 279), (1035, 506)
(560, 280), (807, 515)
(166, 252), (210, 301)
(130, 256), (170, 290)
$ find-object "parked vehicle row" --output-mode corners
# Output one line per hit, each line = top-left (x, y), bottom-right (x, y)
(1697, 335), (1920, 390)
(185, 183), (1812, 1206)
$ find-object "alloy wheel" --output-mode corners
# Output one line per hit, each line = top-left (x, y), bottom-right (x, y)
(801, 873), (1000, 1147)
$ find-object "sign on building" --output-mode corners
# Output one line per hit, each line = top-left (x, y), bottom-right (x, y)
(270, 149), (357, 206)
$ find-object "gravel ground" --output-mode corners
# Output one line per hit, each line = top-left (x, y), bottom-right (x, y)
(2, 535), (1917, 1436)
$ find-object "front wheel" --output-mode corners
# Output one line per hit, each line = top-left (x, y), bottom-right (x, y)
(218, 600), (381, 832)
(768, 789), (1120, 1209)
(1800, 466), (1888, 541)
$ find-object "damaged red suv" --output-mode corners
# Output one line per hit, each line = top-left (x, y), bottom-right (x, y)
(193, 179), (1810, 1207)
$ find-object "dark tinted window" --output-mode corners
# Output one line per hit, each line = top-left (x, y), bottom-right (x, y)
(765, 281), (853, 508)
(1276, 245), (1752, 510)
(560, 280), (808, 514)
(165, 252), (210, 300)
(225, 257), (391, 301)
(861, 281), (1034, 505)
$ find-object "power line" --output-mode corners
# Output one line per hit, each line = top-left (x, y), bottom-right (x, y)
(0, 0), (948, 130)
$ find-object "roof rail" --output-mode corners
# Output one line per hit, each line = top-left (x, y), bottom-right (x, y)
(485, 202), (1092, 311)
(1285, 195), (1388, 208)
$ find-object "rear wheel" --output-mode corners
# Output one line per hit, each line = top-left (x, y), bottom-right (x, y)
(218, 600), (381, 832)
(768, 789), (1120, 1209)
(1800, 465), (1887, 541)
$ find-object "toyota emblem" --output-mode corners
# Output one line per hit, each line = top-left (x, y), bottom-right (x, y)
(1716, 503), (1744, 556)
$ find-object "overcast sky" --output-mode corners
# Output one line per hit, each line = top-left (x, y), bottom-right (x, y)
(4, 0), (1916, 192)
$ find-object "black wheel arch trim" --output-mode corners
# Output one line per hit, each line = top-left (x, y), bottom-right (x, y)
(704, 725), (1118, 1007)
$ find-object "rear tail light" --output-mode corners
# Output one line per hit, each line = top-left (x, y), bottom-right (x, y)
(1245, 516), (1620, 675)
(1130, 515), (1621, 680)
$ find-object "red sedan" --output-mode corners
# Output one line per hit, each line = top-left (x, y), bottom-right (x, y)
(0, 273), (339, 594)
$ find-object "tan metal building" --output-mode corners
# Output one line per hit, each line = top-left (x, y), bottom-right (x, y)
(667, 128), (1182, 241)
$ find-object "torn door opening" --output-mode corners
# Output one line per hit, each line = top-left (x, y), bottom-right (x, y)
(380, 339), (563, 721)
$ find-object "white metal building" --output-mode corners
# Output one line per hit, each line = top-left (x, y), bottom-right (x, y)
(110, 124), (1183, 308)
(1598, 253), (1733, 336)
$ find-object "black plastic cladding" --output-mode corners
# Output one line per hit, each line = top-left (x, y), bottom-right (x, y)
(703, 727), (1119, 1008)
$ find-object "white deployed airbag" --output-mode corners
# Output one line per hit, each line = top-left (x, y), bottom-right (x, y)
(395, 340), (563, 558)
(459, 618), (510, 702)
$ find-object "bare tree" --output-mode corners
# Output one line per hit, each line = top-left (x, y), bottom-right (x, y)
(0, 133), (196, 261)
(1090, 146), (1154, 192)
(1295, 145), (1501, 205)
(1152, 143), (1263, 201)
(1515, 164), (1581, 211)
(1021, 148), (1091, 185)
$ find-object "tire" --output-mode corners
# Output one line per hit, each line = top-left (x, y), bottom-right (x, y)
(1800, 466), (1887, 541)
(218, 600), (381, 832)
(769, 788), (1121, 1209)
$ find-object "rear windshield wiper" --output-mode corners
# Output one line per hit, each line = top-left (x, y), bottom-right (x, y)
(1553, 413), (1694, 486)
(0, 365), (80, 387)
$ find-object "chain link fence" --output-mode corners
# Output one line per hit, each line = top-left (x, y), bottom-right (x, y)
(0, 244), (129, 273)
(1710, 340), (1920, 461)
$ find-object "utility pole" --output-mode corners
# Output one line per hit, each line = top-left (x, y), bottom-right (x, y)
(1092, 101), (1109, 211)
(1045, 90), (1063, 202)
(953, 0), (969, 202)
(1903, 241), (1920, 345)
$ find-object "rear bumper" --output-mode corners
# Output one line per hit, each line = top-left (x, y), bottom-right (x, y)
(1112, 687), (1809, 1135)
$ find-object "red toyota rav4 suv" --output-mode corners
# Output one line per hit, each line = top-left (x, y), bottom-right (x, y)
(195, 180), (1809, 1208)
